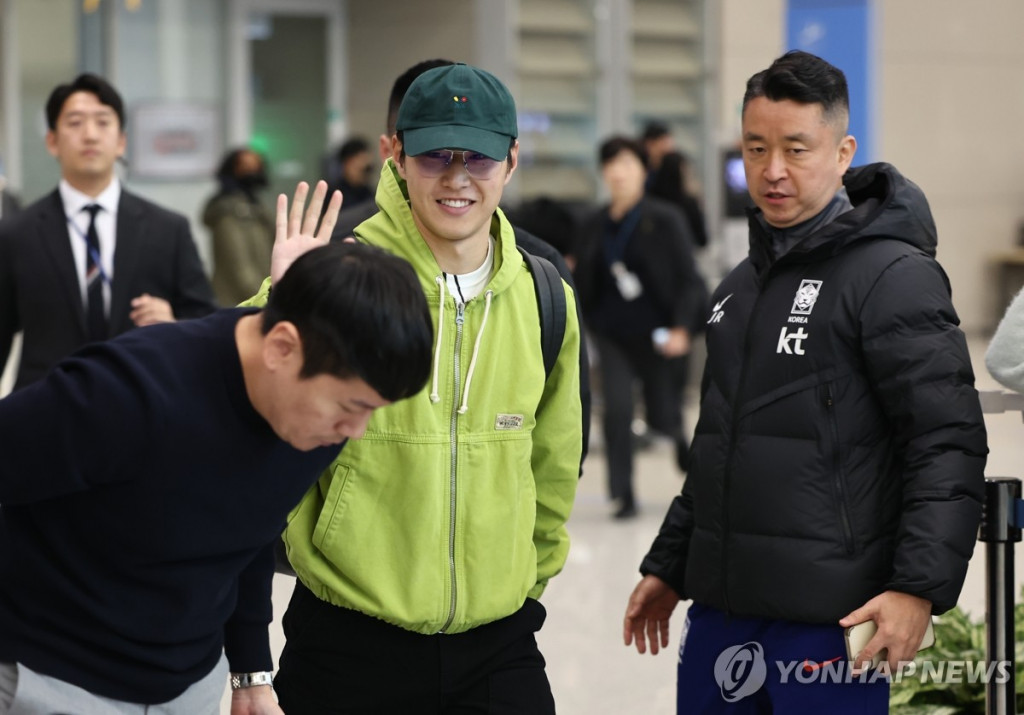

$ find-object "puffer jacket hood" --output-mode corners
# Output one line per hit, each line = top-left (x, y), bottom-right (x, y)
(748, 163), (938, 276)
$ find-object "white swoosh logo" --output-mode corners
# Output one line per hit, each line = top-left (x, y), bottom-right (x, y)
(712, 294), (733, 313)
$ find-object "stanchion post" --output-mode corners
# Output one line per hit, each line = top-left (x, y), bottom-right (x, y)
(980, 477), (1021, 715)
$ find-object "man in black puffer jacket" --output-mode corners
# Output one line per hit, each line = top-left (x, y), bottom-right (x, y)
(623, 50), (988, 714)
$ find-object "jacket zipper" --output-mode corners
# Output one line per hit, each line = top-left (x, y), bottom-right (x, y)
(440, 300), (466, 633)
(824, 384), (856, 554)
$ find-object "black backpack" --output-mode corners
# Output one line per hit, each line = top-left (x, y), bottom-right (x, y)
(516, 245), (567, 379)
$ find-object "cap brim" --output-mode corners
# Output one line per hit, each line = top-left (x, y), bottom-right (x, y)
(403, 125), (512, 161)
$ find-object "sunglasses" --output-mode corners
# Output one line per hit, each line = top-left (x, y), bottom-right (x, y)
(411, 150), (502, 180)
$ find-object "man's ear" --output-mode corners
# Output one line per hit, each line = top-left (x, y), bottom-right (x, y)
(262, 321), (303, 372)
(45, 131), (59, 159)
(837, 134), (857, 173)
(391, 140), (409, 181)
(378, 133), (394, 164)
(503, 140), (520, 186)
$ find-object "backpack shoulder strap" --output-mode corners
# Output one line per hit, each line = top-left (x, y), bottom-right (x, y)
(516, 241), (567, 379)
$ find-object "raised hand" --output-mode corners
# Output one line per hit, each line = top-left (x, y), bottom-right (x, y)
(269, 180), (343, 286)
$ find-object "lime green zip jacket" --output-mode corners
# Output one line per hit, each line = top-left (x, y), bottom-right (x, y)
(246, 162), (582, 634)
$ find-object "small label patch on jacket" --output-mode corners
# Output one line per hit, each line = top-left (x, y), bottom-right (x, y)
(495, 414), (524, 430)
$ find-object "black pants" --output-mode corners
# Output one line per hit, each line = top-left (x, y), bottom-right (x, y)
(595, 333), (686, 506)
(274, 582), (556, 715)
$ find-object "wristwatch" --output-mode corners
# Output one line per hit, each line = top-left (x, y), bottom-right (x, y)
(230, 671), (274, 690)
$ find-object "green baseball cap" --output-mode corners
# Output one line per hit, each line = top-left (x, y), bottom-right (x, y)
(396, 63), (518, 162)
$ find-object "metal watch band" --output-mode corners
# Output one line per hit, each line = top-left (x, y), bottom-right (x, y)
(230, 671), (274, 689)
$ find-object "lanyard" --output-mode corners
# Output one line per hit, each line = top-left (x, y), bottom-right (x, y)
(603, 205), (643, 267)
(66, 212), (111, 285)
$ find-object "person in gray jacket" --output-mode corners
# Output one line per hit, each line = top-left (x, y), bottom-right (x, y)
(987, 288), (1024, 392)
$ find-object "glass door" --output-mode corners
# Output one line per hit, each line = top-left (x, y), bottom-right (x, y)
(228, 0), (345, 199)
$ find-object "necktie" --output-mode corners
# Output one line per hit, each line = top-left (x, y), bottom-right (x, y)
(83, 204), (107, 341)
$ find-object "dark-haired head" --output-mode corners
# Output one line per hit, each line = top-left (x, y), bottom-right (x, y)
(262, 242), (432, 402)
(598, 135), (648, 208)
(214, 147), (268, 195)
(739, 50), (857, 229)
(46, 73), (125, 131)
(743, 50), (849, 133)
(599, 136), (648, 167)
(649, 151), (689, 200)
(338, 137), (371, 163)
(641, 121), (671, 143)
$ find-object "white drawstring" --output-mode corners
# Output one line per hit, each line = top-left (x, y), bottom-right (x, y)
(429, 275), (445, 403)
(457, 290), (493, 415)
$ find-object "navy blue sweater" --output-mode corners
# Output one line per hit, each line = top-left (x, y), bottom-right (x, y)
(0, 309), (340, 703)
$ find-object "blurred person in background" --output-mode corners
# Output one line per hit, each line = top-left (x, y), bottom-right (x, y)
(574, 135), (702, 519)
(645, 149), (710, 471)
(329, 137), (374, 210)
(203, 147), (275, 307)
(648, 150), (708, 249)
(503, 195), (578, 264)
(640, 121), (676, 176)
(0, 73), (215, 390)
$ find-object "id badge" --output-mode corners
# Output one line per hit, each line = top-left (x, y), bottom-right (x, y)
(611, 261), (643, 301)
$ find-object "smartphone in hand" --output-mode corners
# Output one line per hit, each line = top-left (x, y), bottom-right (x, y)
(844, 618), (936, 668)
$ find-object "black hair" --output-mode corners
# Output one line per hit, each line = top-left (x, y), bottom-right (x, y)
(386, 59), (455, 135)
(641, 121), (671, 143)
(742, 50), (850, 130)
(648, 151), (709, 247)
(213, 147), (267, 197)
(649, 151), (688, 197)
(214, 147), (264, 181)
(262, 242), (433, 402)
(598, 135), (648, 167)
(337, 137), (370, 163)
(45, 73), (125, 131)
(503, 196), (577, 257)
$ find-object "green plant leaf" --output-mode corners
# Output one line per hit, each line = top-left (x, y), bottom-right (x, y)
(890, 592), (1024, 715)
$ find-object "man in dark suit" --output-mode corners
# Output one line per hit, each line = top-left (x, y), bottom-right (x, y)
(0, 191), (19, 221)
(0, 73), (216, 390)
(0, 162), (20, 220)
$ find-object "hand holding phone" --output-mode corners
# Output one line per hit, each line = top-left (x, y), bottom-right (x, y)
(844, 618), (936, 669)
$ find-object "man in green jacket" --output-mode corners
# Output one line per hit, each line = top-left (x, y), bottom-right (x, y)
(244, 63), (582, 714)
